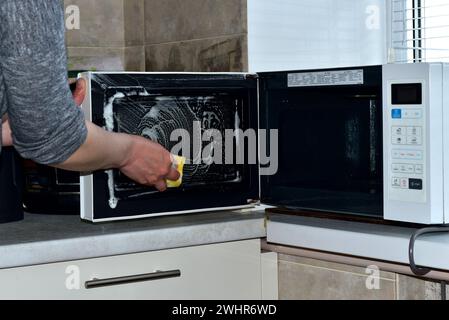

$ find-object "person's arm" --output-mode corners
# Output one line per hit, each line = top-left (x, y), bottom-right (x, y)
(56, 120), (179, 191)
(60, 80), (180, 190)
(1, 0), (88, 165)
(0, 0), (178, 191)
(3, 78), (179, 191)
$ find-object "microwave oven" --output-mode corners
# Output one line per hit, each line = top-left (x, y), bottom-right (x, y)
(79, 63), (448, 224)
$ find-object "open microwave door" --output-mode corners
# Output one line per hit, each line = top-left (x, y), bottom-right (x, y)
(258, 66), (384, 218)
(80, 72), (259, 222)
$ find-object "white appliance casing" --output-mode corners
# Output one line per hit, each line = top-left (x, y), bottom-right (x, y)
(383, 63), (449, 224)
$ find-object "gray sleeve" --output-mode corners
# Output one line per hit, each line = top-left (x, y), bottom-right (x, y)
(0, 0), (87, 165)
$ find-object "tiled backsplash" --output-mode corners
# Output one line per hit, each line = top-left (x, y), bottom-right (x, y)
(64, 0), (247, 72)
(144, 0), (247, 44)
(145, 35), (247, 72)
(278, 254), (445, 300)
(64, 0), (145, 71)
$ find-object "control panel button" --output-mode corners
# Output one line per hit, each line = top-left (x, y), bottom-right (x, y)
(392, 136), (406, 145)
(392, 177), (401, 188)
(415, 164), (424, 174)
(403, 109), (423, 119)
(392, 164), (417, 174)
(392, 150), (423, 160)
(407, 135), (422, 145)
(392, 126), (407, 136)
(392, 164), (401, 173)
(407, 126), (423, 137)
(409, 179), (423, 190)
(392, 109), (402, 119)
(400, 178), (409, 189)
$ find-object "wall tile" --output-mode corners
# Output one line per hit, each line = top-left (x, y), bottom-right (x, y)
(445, 282), (449, 300)
(397, 274), (442, 300)
(124, 0), (145, 46)
(64, 0), (125, 47)
(261, 252), (279, 300)
(279, 254), (396, 280)
(144, 0), (247, 44)
(67, 46), (145, 71)
(145, 35), (248, 72)
(278, 255), (396, 300)
(124, 46), (146, 71)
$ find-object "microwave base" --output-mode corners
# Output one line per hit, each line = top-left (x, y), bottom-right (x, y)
(265, 207), (423, 228)
(81, 204), (255, 223)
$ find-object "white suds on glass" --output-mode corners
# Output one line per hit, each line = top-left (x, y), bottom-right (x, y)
(104, 92), (125, 209)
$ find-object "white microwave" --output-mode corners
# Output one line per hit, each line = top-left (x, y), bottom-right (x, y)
(78, 63), (448, 225)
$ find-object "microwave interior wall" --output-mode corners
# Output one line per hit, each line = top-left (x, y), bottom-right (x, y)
(259, 66), (384, 218)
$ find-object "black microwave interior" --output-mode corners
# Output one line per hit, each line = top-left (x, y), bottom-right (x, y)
(259, 66), (383, 218)
(89, 73), (259, 220)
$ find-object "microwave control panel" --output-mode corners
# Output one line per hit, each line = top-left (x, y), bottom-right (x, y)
(387, 82), (427, 204)
(383, 63), (447, 225)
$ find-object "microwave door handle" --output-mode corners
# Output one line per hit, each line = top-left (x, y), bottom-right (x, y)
(85, 269), (181, 289)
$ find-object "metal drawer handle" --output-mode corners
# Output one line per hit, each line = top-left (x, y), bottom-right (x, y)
(85, 269), (181, 289)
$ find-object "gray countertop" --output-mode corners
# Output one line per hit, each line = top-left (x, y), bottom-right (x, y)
(0, 210), (266, 269)
(7, 207), (449, 273)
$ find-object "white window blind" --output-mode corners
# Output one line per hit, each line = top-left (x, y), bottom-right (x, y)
(390, 0), (449, 63)
(248, 0), (387, 72)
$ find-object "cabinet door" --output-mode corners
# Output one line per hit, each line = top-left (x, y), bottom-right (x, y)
(0, 240), (262, 300)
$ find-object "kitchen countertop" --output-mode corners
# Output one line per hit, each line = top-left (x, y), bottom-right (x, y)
(6, 207), (449, 273)
(267, 213), (449, 272)
(0, 209), (266, 269)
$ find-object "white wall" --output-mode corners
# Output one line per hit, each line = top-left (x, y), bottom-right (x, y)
(248, 0), (388, 72)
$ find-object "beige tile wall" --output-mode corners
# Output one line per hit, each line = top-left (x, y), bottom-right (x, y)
(64, 0), (247, 72)
(144, 0), (248, 72)
(278, 254), (397, 300)
(144, 0), (247, 44)
(397, 274), (442, 300)
(64, 0), (145, 71)
(278, 254), (444, 300)
(145, 35), (247, 72)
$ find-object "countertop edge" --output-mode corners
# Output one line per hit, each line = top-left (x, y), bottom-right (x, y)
(0, 217), (266, 269)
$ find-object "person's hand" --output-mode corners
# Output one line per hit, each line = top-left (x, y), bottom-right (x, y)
(1, 116), (13, 147)
(119, 135), (180, 192)
(70, 78), (86, 106)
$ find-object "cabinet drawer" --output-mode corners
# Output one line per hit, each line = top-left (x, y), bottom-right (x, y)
(0, 239), (262, 300)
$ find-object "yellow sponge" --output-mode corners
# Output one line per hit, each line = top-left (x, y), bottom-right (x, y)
(166, 155), (186, 188)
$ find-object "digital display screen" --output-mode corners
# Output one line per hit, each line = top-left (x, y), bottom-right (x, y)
(392, 83), (422, 105)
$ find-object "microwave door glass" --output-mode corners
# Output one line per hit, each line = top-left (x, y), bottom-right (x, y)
(112, 94), (244, 198)
(86, 73), (259, 221)
(261, 85), (383, 217)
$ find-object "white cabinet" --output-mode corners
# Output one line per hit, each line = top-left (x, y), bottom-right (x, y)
(0, 240), (265, 300)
